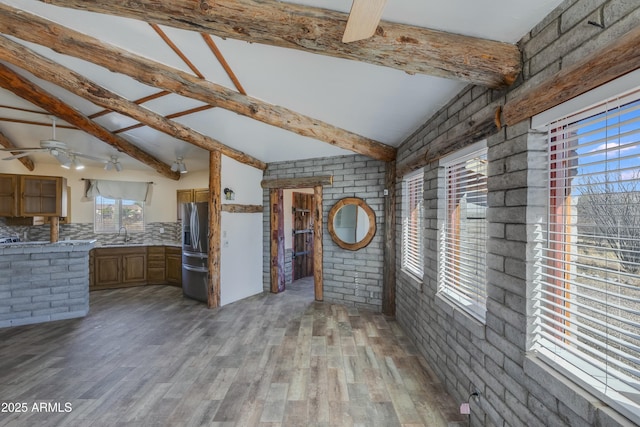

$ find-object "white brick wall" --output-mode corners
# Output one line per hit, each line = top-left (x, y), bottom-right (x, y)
(263, 154), (386, 311)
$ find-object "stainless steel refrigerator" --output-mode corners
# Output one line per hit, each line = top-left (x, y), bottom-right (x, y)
(182, 202), (208, 302)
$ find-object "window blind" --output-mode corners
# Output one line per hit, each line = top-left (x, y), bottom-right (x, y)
(439, 144), (488, 321)
(534, 88), (640, 419)
(402, 169), (424, 278)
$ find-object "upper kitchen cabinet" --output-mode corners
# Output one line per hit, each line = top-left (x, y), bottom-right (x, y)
(18, 175), (67, 217)
(176, 188), (208, 222)
(0, 174), (18, 217)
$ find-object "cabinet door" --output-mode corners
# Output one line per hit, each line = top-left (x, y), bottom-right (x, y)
(147, 246), (165, 284)
(193, 188), (209, 203)
(176, 189), (193, 222)
(0, 174), (18, 216)
(165, 249), (182, 286)
(123, 252), (147, 284)
(19, 176), (62, 216)
(94, 255), (121, 288)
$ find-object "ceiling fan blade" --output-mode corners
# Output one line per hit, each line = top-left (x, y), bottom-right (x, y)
(71, 151), (109, 163)
(0, 147), (45, 152)
(2, 151), (39, 160)
(342, 0), (388, 43)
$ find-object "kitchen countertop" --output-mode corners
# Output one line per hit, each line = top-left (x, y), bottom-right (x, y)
(0, 239), (97, 254)
(94, 240), (181, 248)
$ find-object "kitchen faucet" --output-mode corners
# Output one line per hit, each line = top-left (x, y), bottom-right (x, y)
(118, 226), (131, 242)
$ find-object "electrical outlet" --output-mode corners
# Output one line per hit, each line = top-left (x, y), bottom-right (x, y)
(159, 227), (165, 234)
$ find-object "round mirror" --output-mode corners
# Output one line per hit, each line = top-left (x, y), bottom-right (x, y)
(328, 197), (376, 250)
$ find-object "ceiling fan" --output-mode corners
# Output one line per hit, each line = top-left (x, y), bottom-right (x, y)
(342, 0), (388, 43)
(0, 117), (109, 170)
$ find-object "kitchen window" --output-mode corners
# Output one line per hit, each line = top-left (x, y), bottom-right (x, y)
(532, 86), (640, 421)
(438, 141), (488, 322)
(94, 196), (145, 233)
(402, 168), (424, 279)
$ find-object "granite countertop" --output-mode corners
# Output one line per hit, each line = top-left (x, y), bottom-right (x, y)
(0, 239), (97, 254)
(95, 240), (181, 248)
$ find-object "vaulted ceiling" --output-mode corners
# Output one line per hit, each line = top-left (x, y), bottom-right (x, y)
(0, 0), (564, 178)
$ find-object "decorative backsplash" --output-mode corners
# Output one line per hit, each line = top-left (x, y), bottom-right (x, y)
(0, 218), (181, 244)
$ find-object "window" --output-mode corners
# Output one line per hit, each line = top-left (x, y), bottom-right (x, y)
(533, 88), (640, 420)
(402, 169), (424, 278)
(94, 196), (145, 233)
(439, 141), (488, 321)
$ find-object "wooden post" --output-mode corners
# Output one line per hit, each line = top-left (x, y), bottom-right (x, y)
(382, 161), (396, 316)
(49, 216), (59, 243)
(269, 189), (285, 293)
(313, 185), (323, 301)
(207, 150), (222, 309)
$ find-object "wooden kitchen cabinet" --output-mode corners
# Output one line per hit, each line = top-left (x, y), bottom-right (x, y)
(19, 175), (67, 217)
(147, 246), (166, 285)
(0, 174), (18, 216)
(176, 188), (208, 222)
(165, 246), (182, 287)
(91, 247), (147, 290)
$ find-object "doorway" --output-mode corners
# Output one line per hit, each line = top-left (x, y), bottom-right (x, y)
(292, 191), (314, 282)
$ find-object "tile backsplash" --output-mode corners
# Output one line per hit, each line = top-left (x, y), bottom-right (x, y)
(0, 218), (181, 244)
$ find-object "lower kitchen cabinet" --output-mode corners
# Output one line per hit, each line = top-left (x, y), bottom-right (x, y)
(91, 245), (181, 290)
(92, 247), (147, 290)
(165, 247), (182, 287)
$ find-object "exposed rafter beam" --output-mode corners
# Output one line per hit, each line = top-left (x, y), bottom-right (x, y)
(0, 36), (267, 171)
(0, 4), (396, 161)
(0, 130), (35, 171)
(0, 63), (181, 180)
(37, 0), (521, 88)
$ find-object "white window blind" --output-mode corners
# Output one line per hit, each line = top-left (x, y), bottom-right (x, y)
(533, 88), (640, 420)
(402, 169), (424, 278)
(439, 142), (488, 322)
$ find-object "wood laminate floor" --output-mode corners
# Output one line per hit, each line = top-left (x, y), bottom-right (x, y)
(0, 279), (464, 427)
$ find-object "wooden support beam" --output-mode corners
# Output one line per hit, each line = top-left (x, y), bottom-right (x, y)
(207, 150), (222, 309)
(396, 106), (502, 177)
(261, 175), (333, 189)
(269, 189), (285, 293)
(221, 204), (263, 213)
(0, 36), (266, 171)
(37, 0), (521, 88)
(313, 185), (323, 302)
(49, 216), (59, 243)
(503, 26), (640, 126)
(0, 131), (34, 171)
(382, 161), (396, 316)
(0, 63), (180, 180)
(0, 6), (396, 162)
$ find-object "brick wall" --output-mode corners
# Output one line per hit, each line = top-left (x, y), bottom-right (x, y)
(395, 0), (640, 426)
(0, 241), (93, 328)
(263, 154), (386, 311)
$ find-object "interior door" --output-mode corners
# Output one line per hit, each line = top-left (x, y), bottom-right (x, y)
(292, 192), (314, 281)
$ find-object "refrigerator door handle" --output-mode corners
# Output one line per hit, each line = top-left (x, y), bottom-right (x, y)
(190, 203), (200, 251)
(183, 250), (208, 259)
(183, 264), (208, 273)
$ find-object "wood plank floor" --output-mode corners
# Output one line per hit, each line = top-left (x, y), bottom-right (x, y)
(0, 279), (464, 426)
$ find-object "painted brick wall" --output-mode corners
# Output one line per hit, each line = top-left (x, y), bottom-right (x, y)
(0, 242), (93, 328)
(263, 154), (386, 312)
(395, 0), (640, 426)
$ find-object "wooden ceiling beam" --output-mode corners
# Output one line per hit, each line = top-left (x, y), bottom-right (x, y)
(0, 36), (267, 171)
(0, 130), (35, 171)
(0, 64), (180, 180)
(37, 0), (521, 88)
(0, 4), (396, 162)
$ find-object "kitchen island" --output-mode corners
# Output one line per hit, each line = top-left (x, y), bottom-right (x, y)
(0, 239), (95, 328)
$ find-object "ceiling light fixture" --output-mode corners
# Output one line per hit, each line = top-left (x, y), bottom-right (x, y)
(105, 155), (122, 172)
(171, 157), (188, 174)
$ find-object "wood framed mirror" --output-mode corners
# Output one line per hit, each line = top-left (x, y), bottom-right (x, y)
(328, 197), (376, 250)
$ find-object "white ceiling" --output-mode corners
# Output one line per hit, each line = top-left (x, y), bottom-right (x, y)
(0, 0), (564, 174)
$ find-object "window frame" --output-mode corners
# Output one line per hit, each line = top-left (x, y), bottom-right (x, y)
(401, 168), (424, 280)
(94, 195), (145, 234)
(530, 82), (640, 423)
(437, 140), (488, 323)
